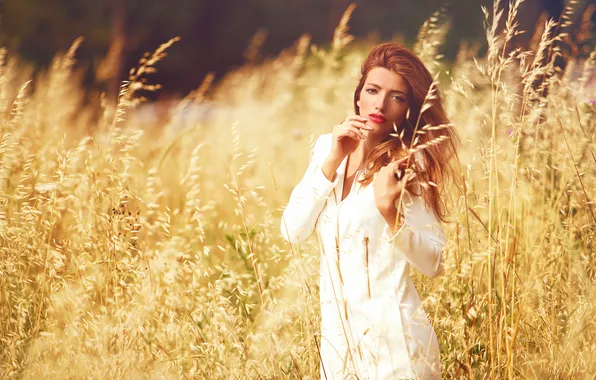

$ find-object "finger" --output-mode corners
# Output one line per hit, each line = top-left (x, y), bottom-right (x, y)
(397, 170), (417, 186)
(346, 125), (366, 140)
(345, 130), (358, 141)
(339, 124), (364, 140)
(342, 116), (372, 130)
(395, 165), (413, 182)
(346, 114), (368, 123)
(389, 156), (416, 177)
(340, 129), (362, 141)
(347, 120), (373, 131)
(387, 160), (402, 175)
(394, 154), (412, 166)
(393, 167), (406, 182)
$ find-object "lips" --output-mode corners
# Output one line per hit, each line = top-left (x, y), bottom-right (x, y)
(368, 113), (387, 124)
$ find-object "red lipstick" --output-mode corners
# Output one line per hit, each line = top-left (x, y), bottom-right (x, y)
(368, 113), (387, 124)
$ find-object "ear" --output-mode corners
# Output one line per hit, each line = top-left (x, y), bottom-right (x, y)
(356, 100), (361, 107)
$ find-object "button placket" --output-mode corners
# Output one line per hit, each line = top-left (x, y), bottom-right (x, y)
(363, 236), (371, 299)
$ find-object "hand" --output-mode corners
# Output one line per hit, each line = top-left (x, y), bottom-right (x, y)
(373, 155), (418, 215)
(329, 115), (373, 160)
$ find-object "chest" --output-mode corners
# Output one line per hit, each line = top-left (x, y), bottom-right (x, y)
(317, 154), (387, 236)
(341, 171), (359, 202)
(319, 175), (385, 234)
(340, 157), (366, 202)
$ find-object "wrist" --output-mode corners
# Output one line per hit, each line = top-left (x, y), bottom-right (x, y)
(377, 198), (397, 216)
(321, 154), (344, 182)
(323, 154), (344, 171)
(326, 152), (345, 165)
(380, 204), (405, 234)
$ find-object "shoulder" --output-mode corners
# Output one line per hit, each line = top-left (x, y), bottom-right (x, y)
(312, 133), (333, 158)
(314, 133), (333, 151)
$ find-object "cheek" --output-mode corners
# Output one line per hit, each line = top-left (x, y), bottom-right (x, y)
(390, 103), (408, 122)
(400, 105), (409, 119)
(358, 91), (373, 108)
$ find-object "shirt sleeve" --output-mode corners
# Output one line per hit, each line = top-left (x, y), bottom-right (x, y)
(280, 134), (340, 244)
(380, 190), (446, 279)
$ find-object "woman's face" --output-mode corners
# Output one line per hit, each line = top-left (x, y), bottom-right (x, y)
(357, 66), (411, 140)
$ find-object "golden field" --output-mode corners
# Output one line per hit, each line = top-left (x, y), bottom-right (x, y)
(0, 3), (595, 379)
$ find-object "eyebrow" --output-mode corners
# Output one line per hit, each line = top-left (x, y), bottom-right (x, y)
(366, 83), (408, 96)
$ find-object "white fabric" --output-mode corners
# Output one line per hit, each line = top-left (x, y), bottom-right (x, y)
(281, 133), (445, 379)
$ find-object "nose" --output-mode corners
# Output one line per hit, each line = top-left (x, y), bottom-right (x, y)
(374, 95), (386, 113)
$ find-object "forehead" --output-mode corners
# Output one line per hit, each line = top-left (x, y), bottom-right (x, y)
(365, 67), (409, 91)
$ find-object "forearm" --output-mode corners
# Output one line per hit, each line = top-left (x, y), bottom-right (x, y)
(321, 154), (344, 182)
(381, 194), (446, 279)
(379, 201), (404, 235)
(281, 136), (340, 244)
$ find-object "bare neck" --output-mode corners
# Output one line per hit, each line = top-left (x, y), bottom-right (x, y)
(353, 134), (386, 168)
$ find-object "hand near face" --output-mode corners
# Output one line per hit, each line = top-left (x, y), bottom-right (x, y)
(330, 115), (373, 160)
(373, 155), (417, 215)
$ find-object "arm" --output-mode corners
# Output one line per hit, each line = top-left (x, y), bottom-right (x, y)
(280, 134), (340, 244)
(380, 190), (446, 279)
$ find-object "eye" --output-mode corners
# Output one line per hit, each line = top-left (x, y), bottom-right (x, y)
(365, 88), (377, 94)
(392, 96), (405, 103)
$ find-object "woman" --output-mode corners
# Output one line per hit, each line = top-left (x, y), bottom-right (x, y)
(280, 43), (460, 379)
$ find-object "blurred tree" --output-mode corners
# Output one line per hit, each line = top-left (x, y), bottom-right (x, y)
(96, 0), (125, 100)
(8, 0), (583, 99)
(0, 0), (205, 95)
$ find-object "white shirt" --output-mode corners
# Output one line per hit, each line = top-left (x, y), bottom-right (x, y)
(281, 133), (445, 379)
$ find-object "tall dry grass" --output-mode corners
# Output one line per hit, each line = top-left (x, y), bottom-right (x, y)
(1, 0), (595, 378)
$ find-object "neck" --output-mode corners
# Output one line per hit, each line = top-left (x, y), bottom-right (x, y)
(355, 133), (386, 165)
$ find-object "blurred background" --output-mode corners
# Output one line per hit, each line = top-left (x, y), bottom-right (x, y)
(2, 0), (594, 100)
(0, 1), (595, 378)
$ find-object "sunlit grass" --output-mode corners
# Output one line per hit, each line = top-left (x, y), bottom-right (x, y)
(0, 1), (595, 378)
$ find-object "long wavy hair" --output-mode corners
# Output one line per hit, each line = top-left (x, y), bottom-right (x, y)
(355, 43), (461, 223)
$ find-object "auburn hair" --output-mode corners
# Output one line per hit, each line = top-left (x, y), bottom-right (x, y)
(355, 43), (461, 223)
